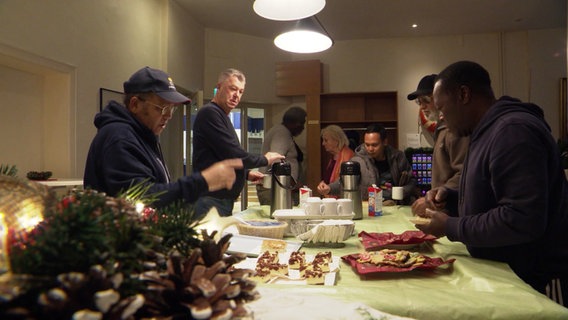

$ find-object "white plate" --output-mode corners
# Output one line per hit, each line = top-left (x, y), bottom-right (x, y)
(233, 252), (340, 286)
(225, 233), (302, 257)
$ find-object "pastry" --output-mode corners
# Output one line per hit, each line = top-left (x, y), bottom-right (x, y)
(288, 251), (306, 269)
(305, 268), (324, 285)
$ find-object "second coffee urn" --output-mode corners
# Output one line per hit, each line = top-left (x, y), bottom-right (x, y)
(340, 161), (363, 219)
(270, 161), (294, 216)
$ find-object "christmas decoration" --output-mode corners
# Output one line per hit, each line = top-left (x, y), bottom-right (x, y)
(26, 171), (53, 181)
(0, 177), (258, 319)
(0, 164), (18, 177)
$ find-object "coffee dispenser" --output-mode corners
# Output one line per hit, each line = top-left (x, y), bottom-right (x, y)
(270, 160), (296, 216)
(340, 161), (363, 220)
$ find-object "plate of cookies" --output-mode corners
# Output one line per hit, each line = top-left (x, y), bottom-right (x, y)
(234, 250), (340, 285)
(342, 249), (455, 275)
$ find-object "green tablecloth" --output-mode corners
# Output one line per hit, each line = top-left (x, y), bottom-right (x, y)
(235, 205), (568, 320)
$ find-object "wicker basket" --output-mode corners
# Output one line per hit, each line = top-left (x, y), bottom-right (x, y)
(236, 220), (288, 239)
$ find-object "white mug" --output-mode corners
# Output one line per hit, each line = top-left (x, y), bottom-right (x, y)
(321, 198), (338, 216)
(337, 198), (353, 215)
(262, 174), (271, 188)
(392, 186), (404, 201)
(303, 197), (323, 215)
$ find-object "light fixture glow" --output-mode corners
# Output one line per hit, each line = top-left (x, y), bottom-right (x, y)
(253, 0), (326, 21)
(274, 16), (333, 54)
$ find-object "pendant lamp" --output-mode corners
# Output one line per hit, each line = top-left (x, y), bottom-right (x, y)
(274, 16), (333, 53)
(253, 0), (326, 21)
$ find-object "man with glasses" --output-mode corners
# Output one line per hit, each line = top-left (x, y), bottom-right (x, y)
(407, 74), (469, 216)
(84, 66), (243, 209)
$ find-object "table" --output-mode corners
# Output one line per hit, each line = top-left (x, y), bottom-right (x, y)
(234, 205), (568, 320)
(35, 179), (83, 188)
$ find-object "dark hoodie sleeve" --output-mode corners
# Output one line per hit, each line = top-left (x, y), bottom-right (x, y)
(91, 128), (209, 208)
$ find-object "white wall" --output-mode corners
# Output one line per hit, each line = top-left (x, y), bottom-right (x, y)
(0, 0), (204, 178)
(204, 29), (566, 150)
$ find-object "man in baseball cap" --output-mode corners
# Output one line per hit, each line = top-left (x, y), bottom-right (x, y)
(408, 73), (469, 217)
(408, 74), (438, 145)
(84, 67), (243, 209)
(123, 66), (190, 104)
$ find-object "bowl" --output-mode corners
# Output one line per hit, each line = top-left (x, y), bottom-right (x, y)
(295, 220), (355, 244)
(236, 220), (288, 239)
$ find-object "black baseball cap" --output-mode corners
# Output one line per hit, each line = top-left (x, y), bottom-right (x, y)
(407, 74), (437, 100)
(123, 66), (190, 104)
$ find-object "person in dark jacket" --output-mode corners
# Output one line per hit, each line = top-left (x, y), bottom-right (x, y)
(192, 68), (284, 217)
(417, 61), (568, 304)
(84, 67), (243, 209)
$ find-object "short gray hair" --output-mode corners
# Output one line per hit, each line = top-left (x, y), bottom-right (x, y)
(218, 68), (246, 84)
(321, 125), (349, 150)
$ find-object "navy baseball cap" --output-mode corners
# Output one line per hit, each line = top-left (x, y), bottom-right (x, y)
(123, 66), (190, 104)
(407, 74), (437, 100)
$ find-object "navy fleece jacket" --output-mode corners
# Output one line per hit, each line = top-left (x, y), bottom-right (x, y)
(84, 101), (208, 208)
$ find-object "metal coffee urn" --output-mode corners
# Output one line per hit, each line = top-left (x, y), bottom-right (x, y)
(340, 161), (363, 220)
(270, 160), (295, 216)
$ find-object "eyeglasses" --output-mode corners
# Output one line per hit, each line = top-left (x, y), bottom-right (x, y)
(415, 96), (433, 106)
(137, 96), (178, 116)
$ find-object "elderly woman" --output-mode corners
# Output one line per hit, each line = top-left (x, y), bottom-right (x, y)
(318, 125), (354, 186)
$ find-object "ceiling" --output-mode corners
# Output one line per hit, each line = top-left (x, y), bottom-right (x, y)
(175, 0), (566, 41)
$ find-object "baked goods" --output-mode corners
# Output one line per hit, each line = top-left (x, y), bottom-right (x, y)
(409, 217), (431, 225)
(288, 251), (306, 269)
(250, 251), (334, 285)
(357, 249), (426, 268)
(260, 239), (287, 252)
(305, 268), (324, 285)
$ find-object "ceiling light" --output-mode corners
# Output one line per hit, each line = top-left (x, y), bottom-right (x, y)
(274, 16), (333, 53)
(253, 0), (326, 21)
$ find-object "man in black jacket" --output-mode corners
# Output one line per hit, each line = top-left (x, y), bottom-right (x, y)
(84, 67), (242, 209)
(417, 61), (568, 305)
(192, 68), (283, 217)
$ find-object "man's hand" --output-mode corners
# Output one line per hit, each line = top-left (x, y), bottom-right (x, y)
(201, 159), (243, 191)
(247, 170), (264, 184)
(411, 197), (429, 216)
(316, 180), (330, 196)
(425, 187), (448, 211)
(264, 152), (285, 165)
(415, 208), (449, 238)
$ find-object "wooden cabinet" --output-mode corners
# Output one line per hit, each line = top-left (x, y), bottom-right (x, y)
(306, 91), (398, 189)
(320, 91), (398, 144)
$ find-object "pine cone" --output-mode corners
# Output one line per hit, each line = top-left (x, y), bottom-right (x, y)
(138, 234), (258, 319)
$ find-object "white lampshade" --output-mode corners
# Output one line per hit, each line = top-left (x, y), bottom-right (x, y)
(274, 16), (333, 53)
(253, 0), (325, 21)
